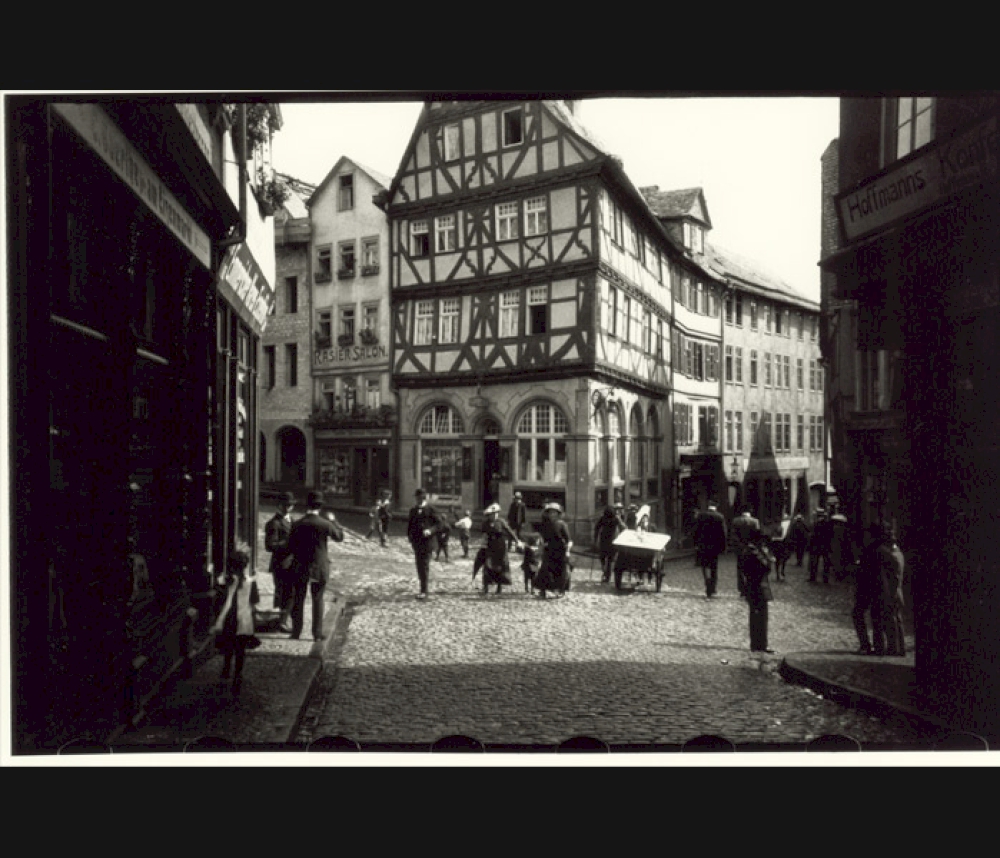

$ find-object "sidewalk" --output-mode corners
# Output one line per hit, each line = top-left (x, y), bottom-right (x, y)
(110, 594), (347, 752)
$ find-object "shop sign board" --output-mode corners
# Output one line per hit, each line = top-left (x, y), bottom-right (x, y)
(836, 112), (1000, 244)
(218, 242), (275, 332)
(53, 103), (212, 269)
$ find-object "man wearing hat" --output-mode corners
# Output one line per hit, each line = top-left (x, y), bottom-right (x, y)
(808, 508), (834, 584)
(286, 491), (344, 640)
(264, 491), (296, 632)
(693, 500), (727, 599)
(593, 502), (625, 584)
(407, 488), (445, 599)
(507, 491), (527, 550)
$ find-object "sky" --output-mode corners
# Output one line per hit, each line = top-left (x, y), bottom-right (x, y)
(270, 96), (840, 302)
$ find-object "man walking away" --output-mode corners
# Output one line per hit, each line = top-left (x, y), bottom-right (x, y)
(286, 491), (344, 641)
(693, 500), (727, 599)
(787, 513), (811, 567)
(730, 507), (762, 599)
(808, 509), (834, 583)
(407, 488), (444, 599)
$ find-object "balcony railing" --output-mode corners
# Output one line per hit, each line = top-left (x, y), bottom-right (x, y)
(309, 404), (397, 430)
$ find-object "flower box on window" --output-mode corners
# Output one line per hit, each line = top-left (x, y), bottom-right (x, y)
(337, 333), (355, 348)
(337, 268), (355, 280)
(314, 333), (332, 350)
(359, 328), (379, 346)
(361, 265), (379, 277)
(315, 271), (332, 283)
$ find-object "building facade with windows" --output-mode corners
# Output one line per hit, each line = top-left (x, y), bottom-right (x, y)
(260, 174), (316, 491)
(708, 244), (824, 534)
(307, 156), (397, 509)
(8, 98), (280, 751)
(821, 94), (1000, 735)
(384, 99), (696, 542)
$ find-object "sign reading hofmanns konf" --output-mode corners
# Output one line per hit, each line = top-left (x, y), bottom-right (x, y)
(835, 112), (1000, 245)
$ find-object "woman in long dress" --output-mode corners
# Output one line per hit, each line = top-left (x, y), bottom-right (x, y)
(534, 502), (573, 599)
(479, 503), (518, 595)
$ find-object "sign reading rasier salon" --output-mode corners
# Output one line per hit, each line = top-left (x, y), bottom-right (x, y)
(836, 112), (1000, 244)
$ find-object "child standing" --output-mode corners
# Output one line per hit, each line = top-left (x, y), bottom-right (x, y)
(454, 508), (473, 558)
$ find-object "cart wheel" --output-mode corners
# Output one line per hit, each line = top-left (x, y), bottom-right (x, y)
(614, 567), (623, 590)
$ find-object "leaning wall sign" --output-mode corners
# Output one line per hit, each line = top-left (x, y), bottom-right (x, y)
(836, 112), (1000, 245)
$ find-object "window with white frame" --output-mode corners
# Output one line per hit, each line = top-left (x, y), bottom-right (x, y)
(443, 123), (460, 161)
(366, 378), (380, 409)
(783, 413), (792, 453)
(496, 201), (519, 241)
(750, 411), (760, 453)
(524, 196), (548, 236)
(410, 220), (429, 257)
(415, 299), (434, 345)
(502, 107), (523, 147)
(725, 410), (734, 453)
(528, 286), (548, 335)
(783, 355), (791, 389)
(339, 305), (355, 339)
(499, 290), (520, 338)
(895, 96), (934, 160)
(316, 246), (332, 280)
(797, 414), (805, 450)
(362, 237), (379, 272)
(735, 411), (744, 453)
(764, 303), (772, 333)
(420, 404), (464, 436)
(435, 214), (457, 253)
(341, 376), (357, 411)
(516, 403), (569, 483)
(363, 304), (378, 336)
(419, 405), (464, 498)
(317, 309), (332, 344)
(725, 345), (734, 382)
(797, 358), (804, 391)
(750, 300), (758, 331)
(439, 297), (460, 344)
(735, 346), (743, 383)
(338, 240), (355, 276)
(750, 349), (758, 386)
(764, 352), (772, 387)
(338, 174), (354, 211)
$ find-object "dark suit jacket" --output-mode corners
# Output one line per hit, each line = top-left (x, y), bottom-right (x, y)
(408, 503), (444, 551)
(264, 512), (293, 575)
(730, 513), (762, 555)
(288, 512), (344, 584)
(507, 499), (527, 530)
(693, 509), (727, 557)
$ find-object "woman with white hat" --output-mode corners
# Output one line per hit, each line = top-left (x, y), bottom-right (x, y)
(534, 502), (573, 598)
(475, 502), (518, 595)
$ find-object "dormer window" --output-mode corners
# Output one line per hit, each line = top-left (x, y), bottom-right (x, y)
(338, 174), (354, 211)
(502, 107), (523, 147)
(682, 221), (704, 254)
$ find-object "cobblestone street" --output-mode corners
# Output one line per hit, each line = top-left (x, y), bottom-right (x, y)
(272, 511), (931, 749)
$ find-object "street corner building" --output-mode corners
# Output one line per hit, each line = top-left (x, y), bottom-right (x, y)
(820, 95), (1000, 736)
(8, 98), (283, 752)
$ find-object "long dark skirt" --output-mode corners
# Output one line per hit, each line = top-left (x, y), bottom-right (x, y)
(534, 552), (570, 593)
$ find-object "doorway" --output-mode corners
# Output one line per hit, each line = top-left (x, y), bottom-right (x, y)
(482, 439), (501, 507)
(277, 426), (307, 485)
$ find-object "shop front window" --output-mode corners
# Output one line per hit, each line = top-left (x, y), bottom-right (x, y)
(418, 404), (464, 501)
(319, 447), (351, 497)
(516, 402), (568, 483)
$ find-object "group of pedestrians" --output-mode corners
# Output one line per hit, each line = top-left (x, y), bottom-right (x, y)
(691, 499), (907, 658)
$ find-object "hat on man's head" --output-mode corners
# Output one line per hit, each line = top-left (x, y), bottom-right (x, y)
(484, 503), (501, 515)
(543, 502), (563, 514)
(514, 491), (522, 499)
(306, 491), (324, 509)
(415, 487), (426, 497)
(707, 500), (718, 509)
(279, 491), (295, 506)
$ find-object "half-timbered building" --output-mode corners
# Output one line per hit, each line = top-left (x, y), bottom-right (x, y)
(384, 99), (708, 542)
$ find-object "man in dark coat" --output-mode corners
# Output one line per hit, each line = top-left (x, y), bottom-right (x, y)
(286, 491), (344, 640)
(808, 509), (834, 583)
(507, 491), (527, 549)
(787, 513), (811, 567)
(743, 530), (775, 653)
(593, 502), (625, 584)
(264, 491), (295, 633)
(407, 487), (444, 599)
(853, 523), (891, 655)
(730, 508), (762, 599)
(693, 500), (727, 599)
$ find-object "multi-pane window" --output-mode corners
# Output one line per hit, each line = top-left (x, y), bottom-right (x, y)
(725, 410), (734, 453)
(735, 347), (743, 383)
(674, 402), (693, 446)
(317, 309), (332, 344)
(761, 411), (773, 453)
(285, 343), (297, 387)
(362, 237), (379, 271)
(683, 222), (704, 253)
(750, 300), (758, 331)
(706, 344), (719, 382)
(339, 240), (355, 276)
(810, 316), (817, 342)
(285, 276), (298, 313)
(419, 405), (464, 498)
(366, 378), (380, 410)
(363, 304), (378, 336)
(528, 286), (548, 335)
(415, 299), (434, 345)
(895, 96), (934, 160)
(797, 414), (805, 450)
(496, 202), (519, 241)
(317, 246), (332, 279)
(783, 413), (792, 452)
(783, 355), (791, 389)
(725, 345), (734, 382)
(502, 107), (523, 147)
(524, 196), (548, 236)
(775, 307), (784, 336)
(339, 306), (355, 339)
(499, 290), (520, 338)
(322, 380), (336, 412)
(735, 411), (744, 453)
(342, 378), (357, 412)
(420, 404), (464, 436)
(797, 312), (804, 340)
(764, 352), (772, 387)
(516, 403), (569, 483)
(439, 297), (460, 344)
(435, 214), (457, 253)
(764, 303), (772, 333)
(750, 411), (759, 453)
(725, 293), (733, 325)
(338, 174), (354, 210)
(750, 350), (758, 386)
(797, 358), (805, 390)
(734, 293), (743, 327)
(410, 220), (429, 257)
(444, 123), (460, 161)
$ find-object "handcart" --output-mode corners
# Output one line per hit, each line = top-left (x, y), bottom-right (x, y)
(611, 530), (671, 591)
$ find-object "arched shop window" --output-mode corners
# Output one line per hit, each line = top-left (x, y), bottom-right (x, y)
(516, 402), (568, 483)
(418, 404), (464, 499)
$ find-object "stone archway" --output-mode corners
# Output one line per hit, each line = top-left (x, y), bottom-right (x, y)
(276, 425), (307, 485)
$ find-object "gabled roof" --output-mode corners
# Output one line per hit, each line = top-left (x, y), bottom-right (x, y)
(639, 186), (712, 228)
(307, 155), (392, 208)
(704, 241), (819, 310)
